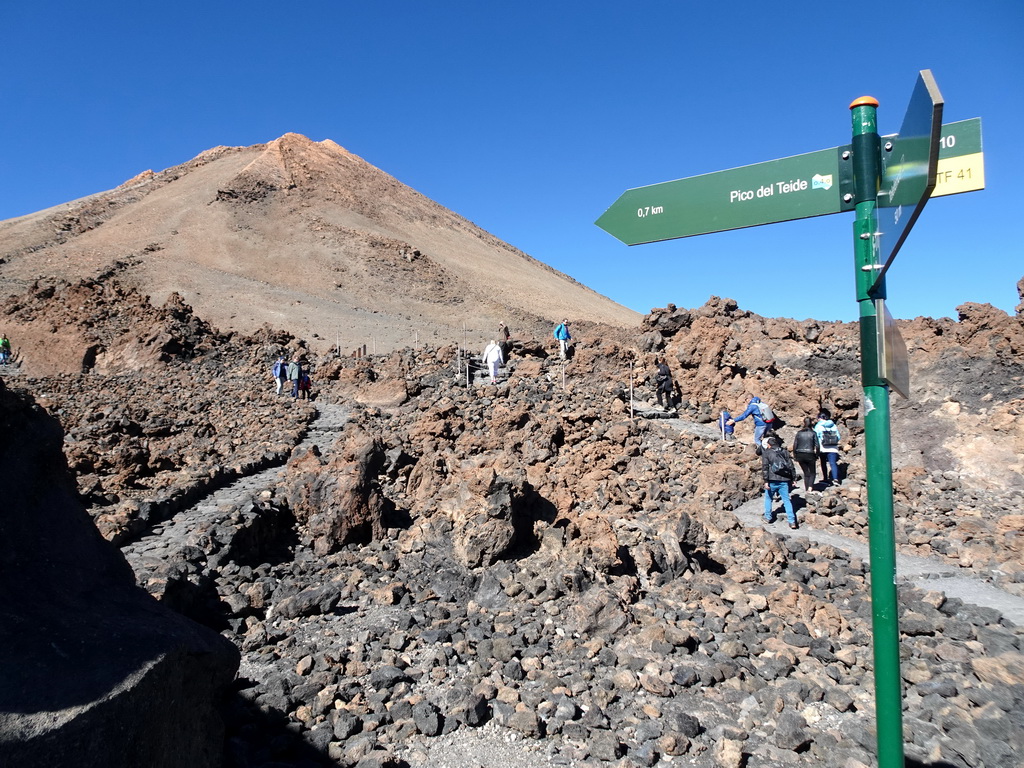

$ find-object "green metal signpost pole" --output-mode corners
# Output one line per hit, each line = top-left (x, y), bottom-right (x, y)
(849, 96), (904, 768)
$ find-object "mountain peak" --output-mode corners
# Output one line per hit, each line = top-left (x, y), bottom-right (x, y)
(0, 136), (639, 362)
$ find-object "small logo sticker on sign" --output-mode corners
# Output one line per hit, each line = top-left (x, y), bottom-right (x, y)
(812, 174), (833, 191)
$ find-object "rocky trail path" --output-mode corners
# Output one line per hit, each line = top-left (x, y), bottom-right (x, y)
(121, 395), (1023, 629)
(110, 400), (1022, 768)
(122, 401), (350, 592)
(657, 410), (1024, 627)
(732, 492), (1024, 626)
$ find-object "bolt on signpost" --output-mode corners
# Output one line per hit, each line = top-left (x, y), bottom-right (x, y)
(596, 70), (982, 768)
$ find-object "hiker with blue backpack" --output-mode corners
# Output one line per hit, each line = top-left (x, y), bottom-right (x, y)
(729, 395), (776, 445)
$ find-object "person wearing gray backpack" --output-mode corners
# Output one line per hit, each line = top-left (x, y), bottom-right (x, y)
(729, 394), (776, 445)
(814, 409), (842, 486)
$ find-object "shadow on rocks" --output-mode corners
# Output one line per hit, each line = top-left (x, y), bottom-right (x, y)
(222, 683), (410, 768)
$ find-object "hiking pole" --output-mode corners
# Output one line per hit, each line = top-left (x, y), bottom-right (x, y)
(629, 361), (634, 419)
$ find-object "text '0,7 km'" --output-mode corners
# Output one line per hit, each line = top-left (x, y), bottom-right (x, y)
(637, 205), (664, 218)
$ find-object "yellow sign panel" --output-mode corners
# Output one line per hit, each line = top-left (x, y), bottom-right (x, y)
(931, 152), (985, 197)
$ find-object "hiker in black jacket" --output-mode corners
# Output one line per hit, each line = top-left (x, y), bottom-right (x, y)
(654, 359), (674, 412)
(791, 417), (819, 492)
(761, 435), (798, 529)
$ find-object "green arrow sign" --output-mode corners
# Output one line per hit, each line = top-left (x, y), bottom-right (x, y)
(596, 117), (982, 248)
(595, 146), (856, 245)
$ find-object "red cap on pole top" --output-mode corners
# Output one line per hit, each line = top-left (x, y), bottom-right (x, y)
(850, 96), (880, 109)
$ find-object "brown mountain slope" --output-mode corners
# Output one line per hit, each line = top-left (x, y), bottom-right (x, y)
(0, 134), (639, 358)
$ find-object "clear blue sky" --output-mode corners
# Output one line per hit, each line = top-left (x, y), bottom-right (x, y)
(2, 1), (1021, 322)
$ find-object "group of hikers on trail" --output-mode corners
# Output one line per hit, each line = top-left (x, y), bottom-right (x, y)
(727, 394), (843, 530)
(650, 360), (844, 531)
(271, 355), (313, 400)
(266, 323), (843, 530)
(479, 319), (572, 385)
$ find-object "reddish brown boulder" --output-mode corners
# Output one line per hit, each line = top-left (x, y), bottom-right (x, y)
(283, 425), (388, 554)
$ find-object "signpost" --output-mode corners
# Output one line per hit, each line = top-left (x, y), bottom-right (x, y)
(877, 299), (910, 399)
(596, 70), (984, 768)
(596, 119), (981, 247)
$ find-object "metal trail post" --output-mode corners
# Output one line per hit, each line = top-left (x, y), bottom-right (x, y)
(629, 361), (635, 419)
(850, 95), (904, 768)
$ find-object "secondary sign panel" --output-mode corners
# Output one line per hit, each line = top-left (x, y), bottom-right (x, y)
(595, 146), (855, 245)
(931, 117), (984, 197)
(875, 69), (944, 279)
(876, 299), (910, 399)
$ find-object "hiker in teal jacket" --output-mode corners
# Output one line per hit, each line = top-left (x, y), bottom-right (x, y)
(814, 410), (842, 485)
(554, 320), (571, 359)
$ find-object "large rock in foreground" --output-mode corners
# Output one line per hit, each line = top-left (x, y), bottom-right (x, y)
(0, 382), (239, 768)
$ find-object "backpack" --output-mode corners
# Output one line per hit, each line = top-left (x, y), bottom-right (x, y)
(793, 429), (817, 455)
(756, 402), (775, 422)
(768, 449), (795, 479)
(821, 427), (840, 447)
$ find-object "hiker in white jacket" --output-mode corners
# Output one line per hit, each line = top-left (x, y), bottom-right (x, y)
(483, 340), (504, 384)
